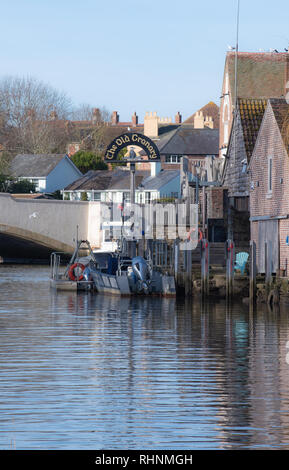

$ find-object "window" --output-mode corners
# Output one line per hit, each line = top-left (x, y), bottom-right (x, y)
(268, 156), (273, 193)
(104, 229), (111, 242)
(93, 192), (101, 201)
(145, 192), (151, 203)
(124, 192), (130, 202)
(165, 155), (182, 163)
(235, 197), (249, 212)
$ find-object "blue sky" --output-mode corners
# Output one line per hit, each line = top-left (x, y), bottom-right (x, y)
(1, 0), (289, 122)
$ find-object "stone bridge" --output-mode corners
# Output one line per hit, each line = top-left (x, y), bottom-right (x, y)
(0, 194), (101, 259)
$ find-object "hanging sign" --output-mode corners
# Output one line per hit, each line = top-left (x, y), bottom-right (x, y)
(104, 132), (160, 162)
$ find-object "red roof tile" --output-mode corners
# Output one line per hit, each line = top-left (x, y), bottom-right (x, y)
(226, 52), (289, 102)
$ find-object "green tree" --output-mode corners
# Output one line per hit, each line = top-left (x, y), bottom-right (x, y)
(71, 151), (108, 173)
(81, 191), (88, 201)
(110, 147), (128, 168)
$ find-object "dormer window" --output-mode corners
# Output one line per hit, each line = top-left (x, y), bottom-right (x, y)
(241, 158), (248, 174)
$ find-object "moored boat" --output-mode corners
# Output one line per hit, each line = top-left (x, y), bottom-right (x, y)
(50, 240), (176, 296)
(91, 252), (176, 297)
(50, 240), (98, 291)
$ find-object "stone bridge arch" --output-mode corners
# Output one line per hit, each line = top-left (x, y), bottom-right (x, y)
(0, 194), (101, 258)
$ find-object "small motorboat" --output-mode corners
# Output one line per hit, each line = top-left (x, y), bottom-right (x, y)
(50, 240), (176, 297)
(91, 252), (176, 297)
(50, 240), (98, 291)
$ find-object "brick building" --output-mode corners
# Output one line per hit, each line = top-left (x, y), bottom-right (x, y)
(157, 125), (219, 173)
(249, 98), (289, 274)
(222, 98), (267, 245)
(135, 108), (219, 174)
(219, 52), (289, 159)
(220, 51), (289, 247)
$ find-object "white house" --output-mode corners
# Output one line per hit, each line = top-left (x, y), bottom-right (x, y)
(9, 154), (83, 193)
(62, 167), (181, 203)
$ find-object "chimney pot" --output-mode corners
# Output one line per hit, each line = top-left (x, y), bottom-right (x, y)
(132, 112), (138, 127)
(111, 111), (119, 125)
(92, 108), (101, 124)
(175, 111), (182, 124)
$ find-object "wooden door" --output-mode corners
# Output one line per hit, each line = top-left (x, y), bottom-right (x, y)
(258, 220), (279, 273)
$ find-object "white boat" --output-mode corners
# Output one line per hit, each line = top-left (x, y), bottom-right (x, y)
(91, 252), (176, 297)
(50, 240), (98, 291)
(50, 240), (176, 297)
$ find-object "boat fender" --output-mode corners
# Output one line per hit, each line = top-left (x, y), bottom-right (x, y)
(68, 263), (85, 281)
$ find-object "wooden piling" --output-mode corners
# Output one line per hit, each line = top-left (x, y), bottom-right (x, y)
(265, 241), (273, 292)
(250, 240), (257, 305)
(201, 239), (210, 297)
(174, 240), (179, 281)
(184, 240), (192, 296)
(226, 239), (235, 299)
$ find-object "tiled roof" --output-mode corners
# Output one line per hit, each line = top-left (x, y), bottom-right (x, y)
(10, 154), (67, 177)
(157, 125), (219, 155)
(184, 102), (220, 128)
(270, 98), (289, 151)
(64, 168), (180, 192)
(64, 169), (150, 191)
(141, 170), (180, 190)
(226, 52), (289, 102)
(238, 98), (267, 160)
(81, 125), (145, 151)
(222, 99), (267, 195)
(158, 124), (180, 134)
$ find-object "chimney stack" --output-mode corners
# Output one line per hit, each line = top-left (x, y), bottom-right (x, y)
(175, 111), (182, 124)
(144, 111), (159, 137)
(132, 112), (138, 127)
(111, 111), (119, 125)
(194, 111), (205, 129)
(26, 109), (36, 121)
(92, 108), (101, 124)
(49, 110), (58, 121)
(204, 115), (214, 129)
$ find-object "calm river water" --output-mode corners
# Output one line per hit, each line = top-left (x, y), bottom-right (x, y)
(1, 265), (289, 450)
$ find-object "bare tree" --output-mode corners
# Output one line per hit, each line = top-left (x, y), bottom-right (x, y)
(70, 103), (95, 121)
(0, 75), (112, 161)
(68, 104), (112, 155)
(0, 75), (72, 155)
(70, 103), (111, 123)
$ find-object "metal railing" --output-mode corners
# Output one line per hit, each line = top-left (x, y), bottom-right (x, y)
(50, 252), (69, 280)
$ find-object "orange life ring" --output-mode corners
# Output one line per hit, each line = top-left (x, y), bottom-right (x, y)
(68, 263), (85, 281)
(187, 228), (203, 243)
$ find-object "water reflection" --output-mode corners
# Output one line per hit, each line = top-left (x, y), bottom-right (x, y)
(1, 266), (289, 449)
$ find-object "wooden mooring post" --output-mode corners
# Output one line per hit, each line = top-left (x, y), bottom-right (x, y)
(174, 239), (179, 283)
(265, 241), (273, 292)
(226, 239), (235, 299)
(250, 240), (257, 305)
(184, 240), (192, 296)
(201, 239), (210, 297)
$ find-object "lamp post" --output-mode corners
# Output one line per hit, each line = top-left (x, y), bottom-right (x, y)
(128, 147), (137, 205)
